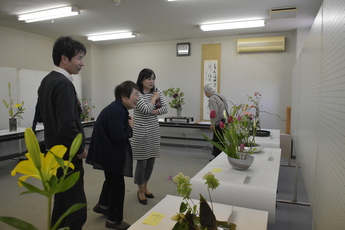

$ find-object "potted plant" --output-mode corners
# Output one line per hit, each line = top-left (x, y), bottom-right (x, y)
(163, 87), (185, 117)
(2, 82), (25, 131)
(168, 172), (236, 230)
(0, 128), (86, 230)
(80, 97), (95, 121)
(247, 92), (271, 137)
(202, 105), (256, 170)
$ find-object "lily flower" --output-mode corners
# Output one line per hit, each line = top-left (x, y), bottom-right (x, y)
(1, 128), (84, 230)
(11, 128), (73, 187)
(11, 145), (71, 186)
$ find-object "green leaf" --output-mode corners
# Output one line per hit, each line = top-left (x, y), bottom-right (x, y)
(201, 133), (231, 157)
(48, 175), (59, 190)
(52, 152), (66, 169)
(51, 203), (87, 230)
(19, 180), (48, 197)
(0, 216), (38, 230)
(54, 172), (80, 193)
(172, 221), (190, 230)
(179, 202), (187, 213)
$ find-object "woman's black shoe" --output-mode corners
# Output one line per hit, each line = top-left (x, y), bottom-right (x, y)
(137, 191), (147, 205)
(145, 193), (154, 199)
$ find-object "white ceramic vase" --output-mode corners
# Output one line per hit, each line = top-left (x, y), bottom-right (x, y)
(227, 153), (254, 170)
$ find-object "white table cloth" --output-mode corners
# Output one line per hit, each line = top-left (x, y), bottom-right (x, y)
(252, 129), (280, 148)
(129, 195), (268, 230)
(190, 148), (281, 223)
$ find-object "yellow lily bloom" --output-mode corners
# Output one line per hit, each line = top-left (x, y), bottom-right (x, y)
(11, 128), (75, 187)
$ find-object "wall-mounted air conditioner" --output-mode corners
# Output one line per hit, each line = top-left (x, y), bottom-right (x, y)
(237, 36), (285, 53)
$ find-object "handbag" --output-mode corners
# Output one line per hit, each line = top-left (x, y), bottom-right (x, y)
(155, 97), (162, 109)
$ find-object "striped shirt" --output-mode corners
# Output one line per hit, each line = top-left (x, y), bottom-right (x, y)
(132, 88), (168, 160)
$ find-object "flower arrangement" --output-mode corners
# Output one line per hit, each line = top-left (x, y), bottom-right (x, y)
(2, 82), (25, 119)
(202, 104), (255, 160)
(247, 92), (261, 133)
(0, 128), (86, 230)
(163, 87), (185, 111)
(80, 98), (95, 121)
(168, 172), (235, 230)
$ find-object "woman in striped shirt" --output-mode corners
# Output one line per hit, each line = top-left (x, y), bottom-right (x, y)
(132, 68), (168, 205)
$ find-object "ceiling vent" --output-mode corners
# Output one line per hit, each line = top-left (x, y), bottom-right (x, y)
(270, 7), (298, 19)
(237, 36), (285, 53)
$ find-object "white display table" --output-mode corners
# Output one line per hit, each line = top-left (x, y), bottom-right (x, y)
(129, 195), (268, 230)
(253, 129), (280, 148)
(190, 148), (281, 223)
(0, 121), (94, 161)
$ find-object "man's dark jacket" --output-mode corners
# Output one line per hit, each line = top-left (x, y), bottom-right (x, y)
(38, 71), (85, 163)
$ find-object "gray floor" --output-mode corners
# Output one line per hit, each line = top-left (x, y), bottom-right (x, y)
(0, 144), (312, 230)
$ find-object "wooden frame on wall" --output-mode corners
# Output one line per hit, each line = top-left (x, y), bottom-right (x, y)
(201, 44), (221, 121)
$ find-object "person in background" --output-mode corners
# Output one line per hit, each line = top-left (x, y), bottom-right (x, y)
(131, 68), (168, 205)
(204, 84), (229, 158)
(86, 81), (139, 230)
(37, 36), (88, 230)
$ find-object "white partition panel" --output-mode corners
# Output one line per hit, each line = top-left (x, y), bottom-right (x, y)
(291, 0), (345, 229)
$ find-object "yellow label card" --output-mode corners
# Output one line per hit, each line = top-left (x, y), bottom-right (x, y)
(143, 211), (166, 226)
(212, 168), (223, 173)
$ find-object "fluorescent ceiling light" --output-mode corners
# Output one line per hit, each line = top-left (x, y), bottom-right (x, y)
(18, 6), (80, 23)
(200, 19), (265, 31)
(87, 32), (137, 41)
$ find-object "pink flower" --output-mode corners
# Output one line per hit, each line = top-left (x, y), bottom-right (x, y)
(240, 143), (245, 151)
(210, 110), (216, 119)
(219, 121), (225, 129)
(237, 115), (242, 121)
(228, 116), (233, 123)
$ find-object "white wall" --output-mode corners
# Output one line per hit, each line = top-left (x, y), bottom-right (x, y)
(0, 27), (296, 133)
(95, 31), (296, 132)
(291, 0), (345, 229)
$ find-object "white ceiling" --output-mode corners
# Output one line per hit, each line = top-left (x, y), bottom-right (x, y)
(0, 0), (323, 46)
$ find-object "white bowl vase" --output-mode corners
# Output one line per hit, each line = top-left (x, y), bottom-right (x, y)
(227, 153), (254, 170)
(244, 144), (264, 153)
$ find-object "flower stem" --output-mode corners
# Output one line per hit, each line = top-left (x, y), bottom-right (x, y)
(47, 196), (52, 230)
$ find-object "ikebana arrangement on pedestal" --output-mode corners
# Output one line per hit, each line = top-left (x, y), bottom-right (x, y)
(202, 92), (267, 170)
(0, 128), (86, 230)
(247, 92), (271, 137)
(2, 82), (25, 131)
(168, 172), (236, 230)
(163, 87), (185, 117)
(80, 97), (95, 121)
